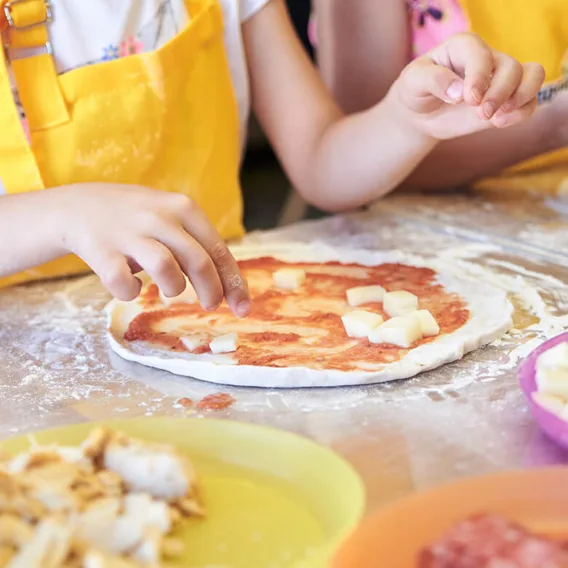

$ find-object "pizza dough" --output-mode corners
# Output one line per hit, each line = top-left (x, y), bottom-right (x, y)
(106, 243), (513, 388)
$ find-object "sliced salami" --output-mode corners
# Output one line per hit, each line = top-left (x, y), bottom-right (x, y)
(419, 514), (568, 568)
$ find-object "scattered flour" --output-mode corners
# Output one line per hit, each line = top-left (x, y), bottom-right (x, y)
(0, 211), (566, 438)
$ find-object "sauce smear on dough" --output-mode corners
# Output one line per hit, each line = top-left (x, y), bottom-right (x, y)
(124, 258), (469, 372)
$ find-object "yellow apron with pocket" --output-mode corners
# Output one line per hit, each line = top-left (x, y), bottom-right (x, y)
(459, 0), (568, 194)
(0, 0), (242, 288)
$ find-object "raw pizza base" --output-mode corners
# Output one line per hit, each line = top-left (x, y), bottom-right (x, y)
(106, 243), (513, 388)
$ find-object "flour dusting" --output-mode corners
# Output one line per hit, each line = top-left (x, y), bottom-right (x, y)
(0, 212), (567, 439)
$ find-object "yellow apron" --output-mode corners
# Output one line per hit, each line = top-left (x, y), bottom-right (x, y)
(459, 0), (568, 194)
(0, 0), (242, 288)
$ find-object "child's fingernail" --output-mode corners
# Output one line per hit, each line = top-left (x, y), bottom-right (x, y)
(493, 114), (507, 128)
(236, 300), (251, 317)
(483, 101), (495, 119)
(471, 87), (482, 104)
(446, 81), (463, 101)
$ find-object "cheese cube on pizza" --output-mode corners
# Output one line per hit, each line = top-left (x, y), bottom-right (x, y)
(159, 277), (198, 306)
(536, 342), (568, 373)
(536, 368), (568, 399)
(273, 268), (306, 290)
(210, 333), (239, 354)
(346, 285), (386, 307)
(411, 309), (440, 337)
(368, 316), (422, 348)
(341, 310), (384, 338)
(532, 392), (565, 417)
(180, 336), (203, 352)
(383, 291), (419, 317)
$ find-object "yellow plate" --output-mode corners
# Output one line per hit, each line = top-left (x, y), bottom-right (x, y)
(1, 417), (365, 568)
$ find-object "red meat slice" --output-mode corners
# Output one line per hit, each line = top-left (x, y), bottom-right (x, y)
(419, 514), (568, 568)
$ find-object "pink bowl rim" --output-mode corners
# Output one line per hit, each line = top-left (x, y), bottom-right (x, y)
(519, 331), (568, 449)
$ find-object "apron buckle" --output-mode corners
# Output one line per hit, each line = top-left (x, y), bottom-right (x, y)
(4, 0), (52, 30)
(6, 40), (52, 59)
(2, 0), (68, 132)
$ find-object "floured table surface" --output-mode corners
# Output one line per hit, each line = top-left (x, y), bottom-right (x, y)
(1, 192), (568, 512)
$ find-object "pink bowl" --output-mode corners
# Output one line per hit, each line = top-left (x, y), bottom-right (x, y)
(519, 332), (568, 449)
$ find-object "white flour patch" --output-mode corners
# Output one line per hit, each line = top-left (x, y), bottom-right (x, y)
(0, 213), (567, 431)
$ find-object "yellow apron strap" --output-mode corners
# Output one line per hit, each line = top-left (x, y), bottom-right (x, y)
(5, 0), (70, 132)
(0, 40), (44, 192)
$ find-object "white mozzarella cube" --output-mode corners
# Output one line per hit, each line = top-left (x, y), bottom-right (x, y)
(159, 278), (197, 306)
(180, 336), (203, 352)
(346, 285), (386, 307)
(560, 406), (568, 422)
(210, 333), (239, 354)
(341, 310), (384, 338)
(536, 342), (568, 373)
(532, 392), (565, 416)
(536, 367), (568, 399)
(412, 309), (440, 337)
(368, 316), (422, 348)
(273, 269), (306, 290)
(383, 291), (419, 317)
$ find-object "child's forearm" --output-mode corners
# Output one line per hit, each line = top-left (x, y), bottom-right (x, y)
(245, 0), (436, 213)
(406, 104), (561, 189)
(0, 191), (66, 276)
(0, 184), (251, 312)
(303, 94), (438, 211)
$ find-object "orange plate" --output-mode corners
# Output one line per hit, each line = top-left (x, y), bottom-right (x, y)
(332, 468), (568, 568)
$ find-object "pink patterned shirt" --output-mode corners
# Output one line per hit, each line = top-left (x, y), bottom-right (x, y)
(308, 0), (468, 60)
(408, 0), (468, 57)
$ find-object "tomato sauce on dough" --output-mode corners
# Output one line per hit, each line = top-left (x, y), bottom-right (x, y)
(124, 258), (469, 372)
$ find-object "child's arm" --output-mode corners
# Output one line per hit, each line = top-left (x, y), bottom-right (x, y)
(245, 0), (431, 211)
(244, 1), (543, 211)
(0, 185), (250, 315)
(313, 0), (410, 113)
(314, 0), (564, 190)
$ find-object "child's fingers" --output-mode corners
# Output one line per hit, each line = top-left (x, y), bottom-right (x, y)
(177, 198), (251, 317)
(96, 252), (142, 301)
(155, 227), (225, 311)
(129, 238), (187, 300)
(401, 57), (465, 108)
(491, 98), (538, 129)
(435, 33), (494, 106)
(477, 53), (523, 120)
(501, 62), (545, 112)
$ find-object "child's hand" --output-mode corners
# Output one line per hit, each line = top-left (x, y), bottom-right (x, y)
(389, 33), (545, 140)
(56, 184), (250, 316)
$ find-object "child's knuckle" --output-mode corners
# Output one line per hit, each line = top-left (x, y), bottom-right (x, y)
(172, 194), (197, 216)
(209, 241), (232, 265)
(102, 261), (127, 288)
(192, 253), (212, 276)
(149, 250), (174, 275)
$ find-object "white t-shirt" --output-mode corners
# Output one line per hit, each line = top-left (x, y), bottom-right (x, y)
(12, 0), (269, 149)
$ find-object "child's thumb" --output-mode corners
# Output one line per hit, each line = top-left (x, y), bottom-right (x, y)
(403, 59), (464, 105)
(427, 65), (464, 103)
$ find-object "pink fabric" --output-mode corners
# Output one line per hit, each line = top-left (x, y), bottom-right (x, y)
(22, 119), (30, 142)
(308, 14), (317, 48)
(308, 1), (469, 60)
(408, 0), (469, 58)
